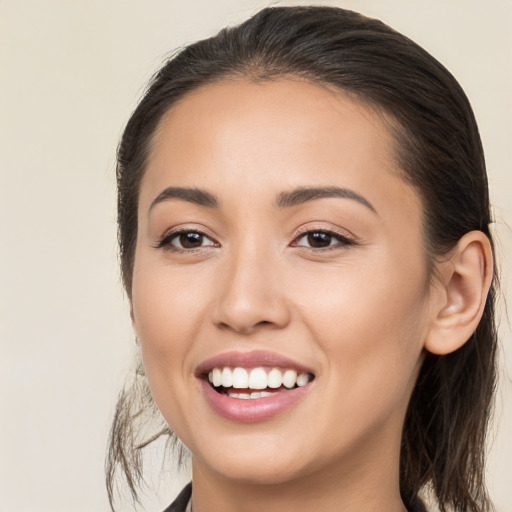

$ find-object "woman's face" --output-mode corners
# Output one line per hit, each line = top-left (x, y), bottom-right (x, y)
(131, 79), (436, 484)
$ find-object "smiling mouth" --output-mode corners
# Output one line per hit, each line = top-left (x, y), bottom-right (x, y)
(206, 367), (315, 399)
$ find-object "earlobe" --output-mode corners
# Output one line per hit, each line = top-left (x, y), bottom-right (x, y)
(424, 231), (493, 356)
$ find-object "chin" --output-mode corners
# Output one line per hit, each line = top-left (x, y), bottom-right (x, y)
(202, 456), (308, 486)
(188, 432), (315, 485)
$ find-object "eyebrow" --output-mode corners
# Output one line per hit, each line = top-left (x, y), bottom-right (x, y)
(149, 187), (219, 213)
(148, 185), (377, 215)
(275, 186), (377, 214)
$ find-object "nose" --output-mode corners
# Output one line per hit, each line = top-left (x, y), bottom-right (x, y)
(211, 243), (291, 335)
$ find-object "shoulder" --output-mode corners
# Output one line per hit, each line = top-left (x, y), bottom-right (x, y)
(162, 483), (192, 512)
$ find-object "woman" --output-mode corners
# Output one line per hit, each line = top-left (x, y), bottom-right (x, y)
(106, 6), (498, 512)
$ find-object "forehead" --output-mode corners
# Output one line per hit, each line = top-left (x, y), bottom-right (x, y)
(151, 79), (394, 166)
(142, 78), (420, 221)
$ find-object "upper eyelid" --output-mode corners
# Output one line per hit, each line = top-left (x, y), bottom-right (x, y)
(159, 225), (217, 240)
(295, 229), (350, 240)
(292, 224), (357, 241)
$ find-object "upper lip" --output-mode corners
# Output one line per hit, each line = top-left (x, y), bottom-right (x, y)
(195, 350), (315, 376)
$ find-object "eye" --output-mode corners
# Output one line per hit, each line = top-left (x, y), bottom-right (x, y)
(292, 230), (354, 250)
(157, 230), (218, 251)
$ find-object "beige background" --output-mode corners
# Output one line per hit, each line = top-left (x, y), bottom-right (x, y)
(0, 0), (510, 511)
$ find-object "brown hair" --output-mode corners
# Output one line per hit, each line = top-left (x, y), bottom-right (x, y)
(107, 6), (498, 511)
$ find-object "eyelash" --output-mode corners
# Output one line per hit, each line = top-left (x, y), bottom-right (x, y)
(155, 228), (356, 253)
(155, 229), (218, 252)
(291, 228), (356, 251)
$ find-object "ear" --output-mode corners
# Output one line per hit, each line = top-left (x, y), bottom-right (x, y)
(424, 231), (493, 355)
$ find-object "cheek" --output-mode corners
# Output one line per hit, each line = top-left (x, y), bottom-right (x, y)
(132, 259), (211, 351)
(131, 261), (213, 439)
(294, 265), (428, 451)
(130, 256), (215, 414)
(291, 257), (428, 391)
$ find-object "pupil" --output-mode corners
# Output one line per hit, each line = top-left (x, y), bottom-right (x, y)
(180, 232), (202, 248)
(307, 232), (331, 248)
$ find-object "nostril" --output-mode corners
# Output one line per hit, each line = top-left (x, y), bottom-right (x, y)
(217, 319), (274, 335)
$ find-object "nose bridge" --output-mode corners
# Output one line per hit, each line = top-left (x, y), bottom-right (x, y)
(213, 233), (290, 333)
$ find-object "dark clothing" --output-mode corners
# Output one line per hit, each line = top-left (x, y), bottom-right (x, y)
(162, 483), (192, 512)
(163, 482), (427, 512)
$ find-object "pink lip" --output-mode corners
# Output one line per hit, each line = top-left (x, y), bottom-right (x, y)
(195, 350), (314, 375)
(200, 379), (312, 423)
(196, 350), (315, 423)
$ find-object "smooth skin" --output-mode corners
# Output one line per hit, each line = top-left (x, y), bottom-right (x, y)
(130, 79), (493, 512)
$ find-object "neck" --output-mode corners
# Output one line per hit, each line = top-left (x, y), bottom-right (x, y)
(190, 424), (408, 512)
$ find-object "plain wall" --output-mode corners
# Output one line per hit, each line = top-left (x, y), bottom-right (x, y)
(1, 1), (510, 511)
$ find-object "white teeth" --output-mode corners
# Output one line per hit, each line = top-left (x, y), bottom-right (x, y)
(232, 367), (249, 388)
(297, 372), (309, 387)
(212, 368), (222, 387)
(267, 368), (283, 388)
(221, 367), (233, 387)
(283, 369), (297, 389)
(209, 366), (312, 391)
(248, 367), (267, 389)
(226, 390), (275, 399)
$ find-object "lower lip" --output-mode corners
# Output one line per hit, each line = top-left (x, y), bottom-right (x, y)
(200, 379), (311, 423)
